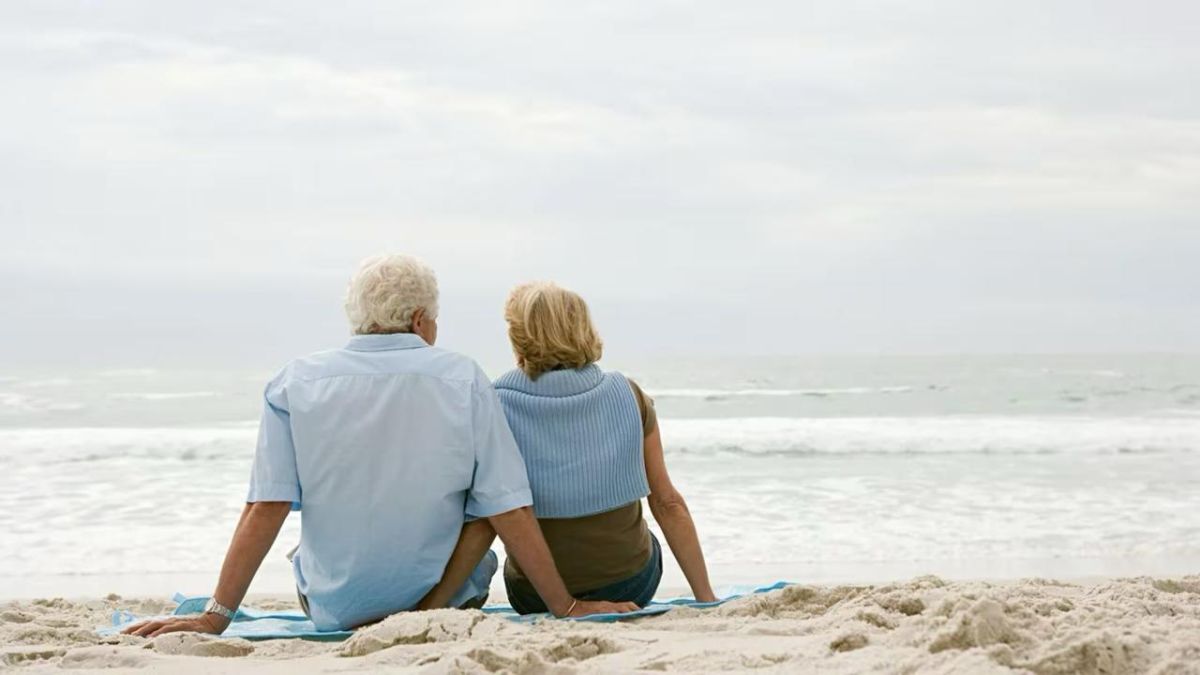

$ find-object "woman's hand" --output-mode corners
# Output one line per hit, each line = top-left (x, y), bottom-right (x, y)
(121, 612), (230, 638)
(567, 599), (639, 617)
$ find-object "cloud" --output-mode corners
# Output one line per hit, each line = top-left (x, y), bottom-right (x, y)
(0, 1), (1197, 361)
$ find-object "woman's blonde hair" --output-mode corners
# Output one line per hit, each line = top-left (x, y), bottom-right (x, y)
(505, 281), (603, 379)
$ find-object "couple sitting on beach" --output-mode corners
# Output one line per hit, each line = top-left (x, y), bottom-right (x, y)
(125, 254), (716, 637)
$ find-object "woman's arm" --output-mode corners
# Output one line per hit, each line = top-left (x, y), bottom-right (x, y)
(644, 426), (718, 602)
(489, 506), (638, 617)
(417, 519), (497, 610)
(124, 501), (293, 637)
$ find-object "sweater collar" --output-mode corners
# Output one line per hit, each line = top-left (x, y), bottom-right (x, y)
(494, 363), (604, 397)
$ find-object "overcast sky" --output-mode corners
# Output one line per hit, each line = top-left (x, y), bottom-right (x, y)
(2, 1), (1198, 370)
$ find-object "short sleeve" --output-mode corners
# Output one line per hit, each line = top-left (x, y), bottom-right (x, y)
(628, 380), (658, 437)
(465, 374), (533, 519)
(246, 375), (302, 510)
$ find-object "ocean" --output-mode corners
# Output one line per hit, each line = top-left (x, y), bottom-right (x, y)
(1, 354), (1198, 600)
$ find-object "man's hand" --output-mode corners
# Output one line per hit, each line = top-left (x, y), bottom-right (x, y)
(567, 600), (639, 617)
(121, 613), (229, 638)
(122, 501), (291, 640)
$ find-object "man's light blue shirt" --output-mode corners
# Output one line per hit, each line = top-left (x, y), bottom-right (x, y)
(246, 333), (532, 631)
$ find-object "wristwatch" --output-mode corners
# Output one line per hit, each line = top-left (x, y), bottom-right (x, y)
(203, 598), (237, 621)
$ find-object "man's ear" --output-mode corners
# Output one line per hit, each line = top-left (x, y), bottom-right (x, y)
(411, 308), (426, 331)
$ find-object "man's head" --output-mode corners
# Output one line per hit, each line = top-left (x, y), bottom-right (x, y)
(345, 255), (439, 344)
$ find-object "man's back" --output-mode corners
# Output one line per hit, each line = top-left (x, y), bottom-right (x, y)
(247, 333), (532, 630)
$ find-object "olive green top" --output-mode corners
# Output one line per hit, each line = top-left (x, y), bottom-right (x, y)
(505, 380), (657, 593)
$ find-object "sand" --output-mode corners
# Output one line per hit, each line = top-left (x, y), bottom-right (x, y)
(2, 575), (1199, 674)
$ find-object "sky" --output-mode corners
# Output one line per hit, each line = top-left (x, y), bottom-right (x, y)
(2, 1), (1198, 370)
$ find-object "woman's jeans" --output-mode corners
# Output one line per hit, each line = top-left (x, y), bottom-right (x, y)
(505, 533), (663, 615)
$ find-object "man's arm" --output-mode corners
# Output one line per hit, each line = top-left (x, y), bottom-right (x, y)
(123, 501), (292, 637)
(417, 519), (497, 610)
(489, 507), (637, 617)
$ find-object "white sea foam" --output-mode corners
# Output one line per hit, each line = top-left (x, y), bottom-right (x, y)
(648, 386), (915, 400)
(97, 368), (160, 377)
(1156, 407), (1200, 417)
(23, 377), (80, 388)
(0, 392), (37, 412)
(107, 392), (221, 401)
(0, 392), (85, 414)
(0, 426), (257, 465)
(661, 415), (1200, 456)
(3, 415), (1194, 467)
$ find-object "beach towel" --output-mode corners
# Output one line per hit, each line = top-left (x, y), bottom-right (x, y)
(100, 582), (789, 641)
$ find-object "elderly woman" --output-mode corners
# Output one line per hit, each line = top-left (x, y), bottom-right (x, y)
(494, 282), (718, 613)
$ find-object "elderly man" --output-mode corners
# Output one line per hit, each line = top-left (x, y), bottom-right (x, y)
(125, 255), (636, 636)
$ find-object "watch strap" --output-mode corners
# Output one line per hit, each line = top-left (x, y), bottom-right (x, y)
(204, 598), (237, 620)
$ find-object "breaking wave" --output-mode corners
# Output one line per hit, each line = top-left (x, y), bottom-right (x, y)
(661, 416), (1200, 457)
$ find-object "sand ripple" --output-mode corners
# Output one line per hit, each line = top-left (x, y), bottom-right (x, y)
(2, 575), (1198, 673)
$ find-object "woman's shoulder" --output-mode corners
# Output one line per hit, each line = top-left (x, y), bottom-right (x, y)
(493, 368), (533, 392)
(613, 376), (655, 436)
(609, 373), (648, 402)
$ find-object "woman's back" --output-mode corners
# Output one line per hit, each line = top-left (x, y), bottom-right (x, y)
(495, 366), (657, 594)
(495, 280), (714, 612)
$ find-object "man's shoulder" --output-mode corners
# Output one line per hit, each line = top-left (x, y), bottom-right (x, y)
(269, 347), (344, 380)
(416, 346), (490, 382)
(263, 345), (493, 397)
(286, 345), (485, 380)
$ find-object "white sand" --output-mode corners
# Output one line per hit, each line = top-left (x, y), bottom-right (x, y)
(3, 575), (1199, 674)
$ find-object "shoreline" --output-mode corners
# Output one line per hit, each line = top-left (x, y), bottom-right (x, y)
(6, 552), (1200, 602)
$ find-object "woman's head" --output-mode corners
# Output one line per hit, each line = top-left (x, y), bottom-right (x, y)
(505, 281), (603, 379)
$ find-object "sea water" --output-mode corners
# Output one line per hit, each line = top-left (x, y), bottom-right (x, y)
(1, 354), (1198, 599)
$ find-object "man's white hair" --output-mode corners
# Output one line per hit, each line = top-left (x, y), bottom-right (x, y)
(344, 255), (439, 335)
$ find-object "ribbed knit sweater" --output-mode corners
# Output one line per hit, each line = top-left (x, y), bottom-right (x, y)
(493, 364), (650, 518)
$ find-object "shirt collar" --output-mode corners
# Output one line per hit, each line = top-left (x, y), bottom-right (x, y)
(345, 333), (429, 352)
